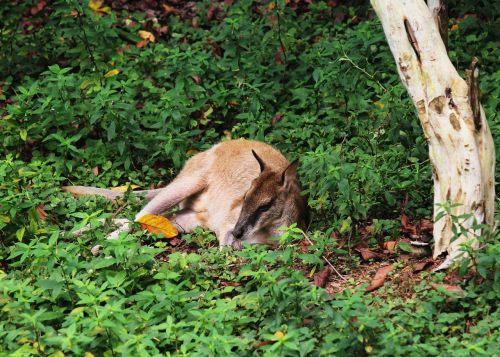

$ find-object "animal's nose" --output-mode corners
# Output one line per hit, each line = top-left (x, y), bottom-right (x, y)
(233, 227), (243, 240)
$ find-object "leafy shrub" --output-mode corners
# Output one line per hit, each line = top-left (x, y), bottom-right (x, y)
(0, 0), (498, 355)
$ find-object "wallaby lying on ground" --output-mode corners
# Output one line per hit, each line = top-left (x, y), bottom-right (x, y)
(63, 139), (310, 248)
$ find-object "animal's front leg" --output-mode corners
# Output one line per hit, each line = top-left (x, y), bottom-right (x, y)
(88, 218), (133, 256)
(105, 218), (133, 240)
(169, 209), (204, 233)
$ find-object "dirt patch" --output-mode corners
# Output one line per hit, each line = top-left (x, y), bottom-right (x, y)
(324, 255), (445, 299)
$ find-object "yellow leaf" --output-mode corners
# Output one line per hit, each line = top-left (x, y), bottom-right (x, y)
(110, 184), (141, 192)
(137, 214), (178, 238)
(80, 79), (97, 90)
(70, 307), (85, 315)
(373, 101), (385, 109)
(84, 353), (95, 357)
(90, 326), (105, 336)
(274, 331), (285, 339)
(104, 69), (120, 78)
(203, 106), (213, 119)
(138, 30), (155, 42)
(88, 0), (110, 15)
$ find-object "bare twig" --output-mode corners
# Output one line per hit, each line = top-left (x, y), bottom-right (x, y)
(339, 51), (388, 92)
(111, 202), (128, 220)
(275, 0), (288, 64)
(300, 230), (348, 282)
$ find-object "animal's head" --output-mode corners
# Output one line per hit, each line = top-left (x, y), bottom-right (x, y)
(231, 150), (310, 248)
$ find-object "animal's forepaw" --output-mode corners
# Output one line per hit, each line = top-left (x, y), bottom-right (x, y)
(105, 219), (132, 240)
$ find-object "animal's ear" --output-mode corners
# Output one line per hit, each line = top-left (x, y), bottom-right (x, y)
(252, 150), (266, 173)
(281, 160), (299, 189)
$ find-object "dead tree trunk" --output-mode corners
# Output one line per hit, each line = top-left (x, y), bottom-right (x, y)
(370, 0), (496, 270)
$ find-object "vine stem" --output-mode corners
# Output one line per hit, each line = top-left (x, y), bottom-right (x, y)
(275, 0), (288, 64)
(72, 0), (102, 84)
(339, 50), (387, 92)
(299, 230), (348, 282)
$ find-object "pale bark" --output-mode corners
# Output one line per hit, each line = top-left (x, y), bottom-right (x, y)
(371, 0), (496, 269)
(427, 0), (448, 50)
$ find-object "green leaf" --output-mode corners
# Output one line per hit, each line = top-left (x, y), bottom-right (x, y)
(16, 227), (26, 241)
(107, 121), (116, 141)
(19, 129), (27, 141)
(398, 241), (412, 253)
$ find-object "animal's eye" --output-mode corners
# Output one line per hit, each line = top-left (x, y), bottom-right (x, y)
(258, 202), (272, 213)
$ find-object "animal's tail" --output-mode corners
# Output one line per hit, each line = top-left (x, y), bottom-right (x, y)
(62, 186), (163, 202)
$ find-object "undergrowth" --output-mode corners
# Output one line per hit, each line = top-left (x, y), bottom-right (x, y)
(0, 0), (498, 355)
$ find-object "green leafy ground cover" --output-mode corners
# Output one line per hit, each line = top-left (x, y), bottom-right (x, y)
(0, 1), (498, 355)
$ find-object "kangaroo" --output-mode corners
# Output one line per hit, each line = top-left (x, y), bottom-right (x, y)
(63, 139), (310, 248)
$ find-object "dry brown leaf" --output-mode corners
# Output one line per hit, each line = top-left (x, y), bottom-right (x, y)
(191, 75), (202, 84)
(274, 47), (285, 64)
(401, 213), (418, 236)
(137, 214), (178, 238)
(431, 283), (463, 292)
(162, 4), (177, 14)
(254, 340), (273, 349)
(383, 241), (397, 251)
(207, 3), (218, 20)
(30, 0), (47, 15)
(272, 113), (283, 126)
(210, 40), (222, 57)
(357, 247), (380, 262)
(169, 237), (182, 246)
(136, 39), (149, 48)
(314, 266), (332, 288)
(35, 205), (48, 221)
(158, 26), (169, 35)
(413, 260), (433, 273)
(301, 318), (312, 326)
(366, 264), (393, 292)
(91, 166), (99, 176)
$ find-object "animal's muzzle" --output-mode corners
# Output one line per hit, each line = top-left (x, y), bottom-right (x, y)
(232, 221), (246, 240)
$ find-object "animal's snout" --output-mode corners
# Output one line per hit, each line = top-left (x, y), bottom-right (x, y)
(232, 227), (244, 240)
